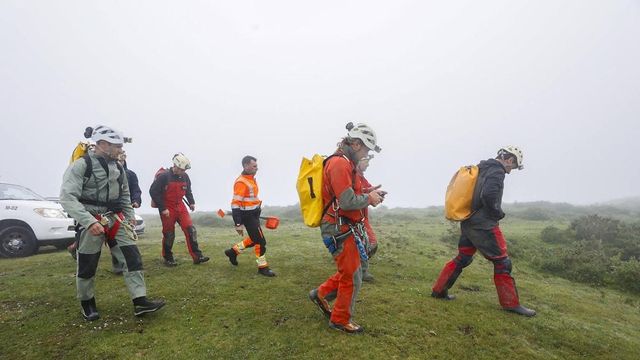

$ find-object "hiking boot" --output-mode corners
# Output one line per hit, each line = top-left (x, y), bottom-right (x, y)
(224, 249), (238, 266)
(193, 256), (210, 265)
(80, 298), (99, 321)
(163, 258), (177, 267)
(133, 298), (166, 317)
(112, 270), (124, 276)
(257, 267), (276, 277)
(504, 305), (536, 317)
(308, 289), (331, 318)
(329, 321), (364, 334)
(362, 271), (375, 283)
(431, 291), (456, 300)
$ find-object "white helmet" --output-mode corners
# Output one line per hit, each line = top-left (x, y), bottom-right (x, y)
(172, 153), (191, 170)
(347, 122), (381, 153)
(498, 145), (524, 170)
(91, 125), (125, 145)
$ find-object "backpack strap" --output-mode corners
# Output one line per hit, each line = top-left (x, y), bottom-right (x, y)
(321, 154), (357, 220)
(83, 154), (125, 203)
(115, 162), (125, 199)
(82, 154), (93, 182)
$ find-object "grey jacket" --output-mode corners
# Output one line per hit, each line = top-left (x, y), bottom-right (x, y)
(60, 151), (134, 229)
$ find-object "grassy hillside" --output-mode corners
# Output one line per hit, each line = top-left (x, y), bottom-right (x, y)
(1, 213), (639, 359)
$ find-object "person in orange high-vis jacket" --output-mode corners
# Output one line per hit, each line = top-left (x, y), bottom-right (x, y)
(308, 123), (385, 334)
(224, 156), (276, 277)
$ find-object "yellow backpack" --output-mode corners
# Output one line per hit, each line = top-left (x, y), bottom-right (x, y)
(297, 154), (340, 227)
(296, 154), (325, 227)
(444, 165), (479, 221)
(70, 141), (91, 164)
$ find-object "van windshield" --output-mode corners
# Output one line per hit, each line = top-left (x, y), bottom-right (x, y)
(0, 183), (45, 201)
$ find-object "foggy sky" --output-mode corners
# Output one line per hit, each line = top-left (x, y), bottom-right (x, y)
(1, 1), (639, 214)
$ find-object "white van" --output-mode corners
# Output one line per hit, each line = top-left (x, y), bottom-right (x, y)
(0, 183), (75, 257)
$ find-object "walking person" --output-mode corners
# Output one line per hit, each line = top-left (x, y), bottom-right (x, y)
(110, 151), (143, 275)
(60, 125), (165, 321)
(308, 123), (385, 334)
(431, 146), (536, 317)
(149, 153), (209, 266)
(356, 155), (384, 282)
(224, 156), (276, 277)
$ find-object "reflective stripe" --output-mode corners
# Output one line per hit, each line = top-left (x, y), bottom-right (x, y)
(232, 203), (260, 210)
(233, 195), (260, 202)
(256, 255), (268, 267)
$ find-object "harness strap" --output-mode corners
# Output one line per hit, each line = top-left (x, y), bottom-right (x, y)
(94, 212), (124, 243)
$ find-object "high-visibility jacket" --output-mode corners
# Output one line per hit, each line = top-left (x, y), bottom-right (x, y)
(231, 174), (262, 211)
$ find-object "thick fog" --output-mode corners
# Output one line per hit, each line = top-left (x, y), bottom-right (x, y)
(1, 1), (639, 213)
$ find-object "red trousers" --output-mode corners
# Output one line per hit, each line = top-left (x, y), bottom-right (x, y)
(160, 204), (202, 260)
(317, 235), (362, 325)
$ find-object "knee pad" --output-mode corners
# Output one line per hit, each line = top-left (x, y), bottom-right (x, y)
(454, 253), (474, 268)
(121, 245), (144, 271)
(77, 252), (101, 279)
(187, 226), (197, 241)
(163, 231), (175, 244)
(493, 257), (512, 274)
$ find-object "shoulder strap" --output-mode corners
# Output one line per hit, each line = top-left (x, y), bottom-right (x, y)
(116, 162), (125, 199)
(82, 154), (92, 181)
(320, 154), (356, 219)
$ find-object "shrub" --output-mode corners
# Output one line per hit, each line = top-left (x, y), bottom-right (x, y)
(570, 214), (619, 242)
(512, 207), (551, 221)
(540, 226), (573, 244)
(608, 256), (640, 293)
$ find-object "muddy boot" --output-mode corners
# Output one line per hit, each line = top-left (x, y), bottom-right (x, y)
(164, 257), (177, 267)
(362, 271), (375, 283)
(133, 297), (166, 317)
(431, 290), (456, 300)
(257, 267), (276, 277)
(80, 297), (99, 321)
(193, 256), (210, 265)
(504, 305), (536, 317)
(329, 321), (364, 334)
(224, 248), (238, 266)
(308, 288), (331, 318)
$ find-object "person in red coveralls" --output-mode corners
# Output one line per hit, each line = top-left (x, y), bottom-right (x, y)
(149, 153), (209, 266)
(308, 123), (385, 334)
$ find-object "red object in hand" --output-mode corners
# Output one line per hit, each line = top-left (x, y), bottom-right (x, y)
(264, 217), (280, 230)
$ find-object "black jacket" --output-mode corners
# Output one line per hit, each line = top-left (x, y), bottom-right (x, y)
(126, 169), (142, 205)
(463, 158), (506, 229)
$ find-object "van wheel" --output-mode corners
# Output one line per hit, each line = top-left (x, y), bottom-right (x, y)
(0, 226), (37, 258)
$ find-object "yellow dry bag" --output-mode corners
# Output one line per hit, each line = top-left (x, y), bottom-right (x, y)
(444, 165), (479, 221)
(70, 141), (91, 164)
(296, 154), (326, 227)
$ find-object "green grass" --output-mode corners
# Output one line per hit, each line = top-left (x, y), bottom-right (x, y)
(1, 216), (639, 359)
